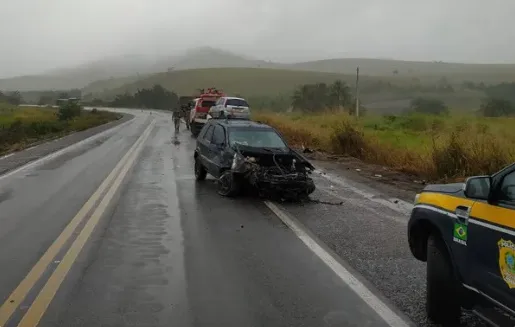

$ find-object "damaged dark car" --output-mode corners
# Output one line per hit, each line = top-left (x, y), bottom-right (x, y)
(193, 119), (316, 200)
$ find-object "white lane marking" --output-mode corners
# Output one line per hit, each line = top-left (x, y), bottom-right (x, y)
(0, 118), (133, 181)
(317, 187), (409, 225)
(314, 169), (414, 215)
(0, 153), (14, 160)
(264, 200), (412, 327)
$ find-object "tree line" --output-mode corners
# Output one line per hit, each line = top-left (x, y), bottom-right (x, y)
(290, 80), (355, 113)
(7, 78), (514, 118)
(88, 85), (179, 110)
(0, 91), (23, 105)
(37, 89), (82, 105)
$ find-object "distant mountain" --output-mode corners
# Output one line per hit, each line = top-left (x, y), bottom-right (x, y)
(0, 47), (279, 92)
(0, 54), (161, 92)
(3, 47), (515, 92)
(164, 47), (279, 70)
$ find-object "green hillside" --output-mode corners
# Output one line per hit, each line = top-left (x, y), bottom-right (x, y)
(3, 47), (515, 92)
(83, 67), (411, 99)
(82, 67), (489, 113)
(288, 58), (515, 84)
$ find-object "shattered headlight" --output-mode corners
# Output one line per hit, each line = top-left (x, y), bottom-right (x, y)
(231, 153), (245, 170)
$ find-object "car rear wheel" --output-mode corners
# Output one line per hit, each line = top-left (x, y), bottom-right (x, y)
(190, 123), (200, 137)
(194, 157), (207, 181)
(217, 171), (241, 197)
(426, 233), (461, 325)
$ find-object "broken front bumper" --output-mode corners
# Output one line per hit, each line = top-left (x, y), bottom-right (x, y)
(248, 171), (316, 198)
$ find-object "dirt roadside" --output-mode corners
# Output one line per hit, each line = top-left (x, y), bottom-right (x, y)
(301, 150), (428, 203)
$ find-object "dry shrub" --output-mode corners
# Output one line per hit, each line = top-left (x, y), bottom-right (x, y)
(253, 112), (330, 150)
(431, 129), (512, 181)
(254, 111), (515, 181)
(432, 132), (469, 179)
(330, 120), (368, 157)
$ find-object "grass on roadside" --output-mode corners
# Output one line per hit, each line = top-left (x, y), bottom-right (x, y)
(0, 103), (121, 155)
(253, 110), (515, 181)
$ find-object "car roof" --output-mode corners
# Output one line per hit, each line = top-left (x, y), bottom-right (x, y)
(224, 96), (246, 101)
(211, 119), (272, 129)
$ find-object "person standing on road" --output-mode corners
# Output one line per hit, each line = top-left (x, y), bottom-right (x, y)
(181, 104), (191, 130)
(172, 106), (181, 135)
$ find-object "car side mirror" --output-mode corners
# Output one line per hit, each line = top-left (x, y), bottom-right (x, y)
(464, 175), (492, 200)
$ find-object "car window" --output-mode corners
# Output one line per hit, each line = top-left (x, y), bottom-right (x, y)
(200, 100), (216, 108)
(203, 125), (214, 143)
(500, 171), (515, 202)
(228, 128), (287, 148)
(212, 125), (225, 145)
(226, 99), (249, 107)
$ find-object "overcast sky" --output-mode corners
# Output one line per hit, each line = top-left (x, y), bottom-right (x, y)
(1, 0), (514, 77)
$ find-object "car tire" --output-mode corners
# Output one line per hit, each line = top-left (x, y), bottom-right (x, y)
(426, 233), (461, 325)
(194, 157), (207, 181)
(217, 171), (240, 197)
(190, 123), (198, 137)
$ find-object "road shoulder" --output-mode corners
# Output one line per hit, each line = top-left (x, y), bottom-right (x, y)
(0, 113), (134, 177)
(305, 153), (426, 203)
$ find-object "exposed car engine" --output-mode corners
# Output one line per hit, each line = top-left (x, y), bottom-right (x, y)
(231, 150), (316, 200)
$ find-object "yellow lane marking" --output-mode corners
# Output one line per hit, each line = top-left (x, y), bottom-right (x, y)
(17, 120), (154, 327)
(0, 119), (154, 327)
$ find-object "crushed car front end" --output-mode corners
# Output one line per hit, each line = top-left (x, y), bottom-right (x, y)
(230, 149), (316, 200)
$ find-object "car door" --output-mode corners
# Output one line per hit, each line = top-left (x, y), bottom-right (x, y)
(198, 124), (215, 172)
(208, 124), (227, 178)
(468, 167), (515, 310)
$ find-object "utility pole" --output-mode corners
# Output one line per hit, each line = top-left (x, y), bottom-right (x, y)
(355, 66), (360, 118)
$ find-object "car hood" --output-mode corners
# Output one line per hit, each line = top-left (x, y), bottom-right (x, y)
(231, 146), (315, 170)
(422, 183), (465, 195)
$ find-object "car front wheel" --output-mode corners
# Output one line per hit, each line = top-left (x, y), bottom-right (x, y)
(426, 233), (461, 325)
(217, 171), (241, 197)
(194, 157), (207, 181)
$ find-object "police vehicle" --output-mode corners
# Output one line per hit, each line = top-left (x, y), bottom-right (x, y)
(408, 162), (515, 326)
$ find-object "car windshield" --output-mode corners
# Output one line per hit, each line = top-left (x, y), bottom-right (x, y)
(226, 99), (249, 107)
(228, 128), (287, 149)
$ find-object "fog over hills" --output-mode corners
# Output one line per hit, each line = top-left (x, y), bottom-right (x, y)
(0, 47), (277, 91)
(3, 46), (515, 92)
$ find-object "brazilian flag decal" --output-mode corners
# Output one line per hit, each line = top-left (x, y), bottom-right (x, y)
(453, 223), (468, 243)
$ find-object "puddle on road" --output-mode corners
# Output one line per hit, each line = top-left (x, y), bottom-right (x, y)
(0, 187), (13, 204)
(36, 140), (103, 171)
(174, 174), (196, 181)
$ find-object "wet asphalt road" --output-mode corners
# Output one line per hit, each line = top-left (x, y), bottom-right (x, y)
(0, 110), (420, 327)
